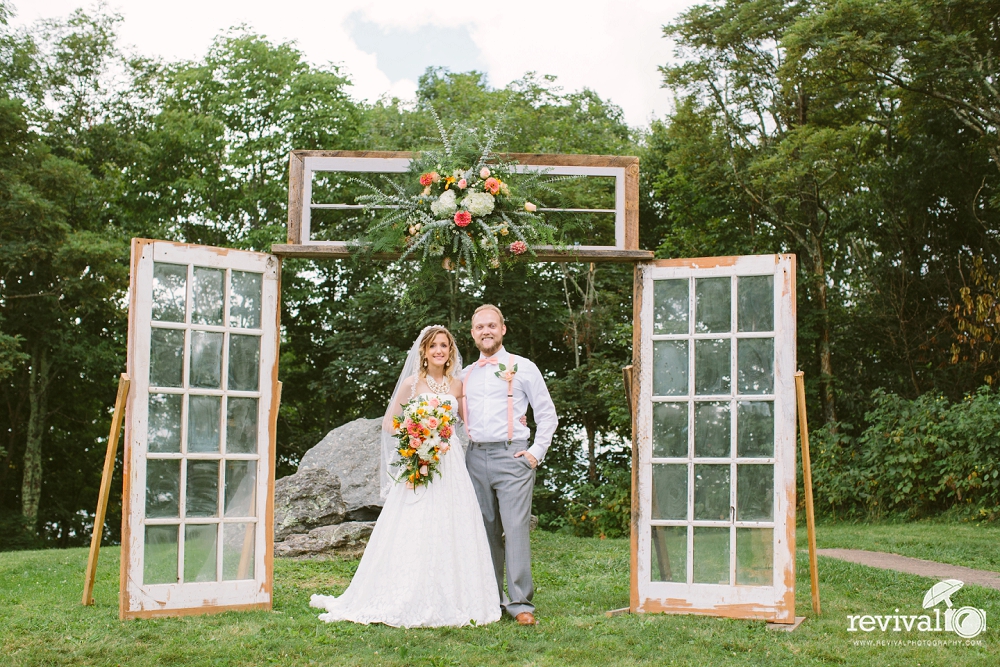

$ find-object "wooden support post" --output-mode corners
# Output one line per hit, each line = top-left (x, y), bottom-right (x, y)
(83, 373), (130, 606)
(794, 371), (821, 616)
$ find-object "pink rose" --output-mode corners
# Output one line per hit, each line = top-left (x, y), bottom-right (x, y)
(483, 177), (500, 195)
(410, 436), (421, 448)
(480, 167), (490, 179)
(428, 397), (439, 408)
(457, 178), (467, 189)
(425, 416), (439, 429)
(509, 240), (528, 255)
(454, 210), (472, 227)
(439, 442), (450, 453)
(420, 464), (429, 476)
(524, 201), (537, 212)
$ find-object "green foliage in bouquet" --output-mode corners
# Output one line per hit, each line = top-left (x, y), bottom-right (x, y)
(351, 111), (560, 279)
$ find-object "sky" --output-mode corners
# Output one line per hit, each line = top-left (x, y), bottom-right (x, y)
(10, 0), (696, 128)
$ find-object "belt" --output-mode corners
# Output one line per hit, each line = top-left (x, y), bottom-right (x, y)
(469, 439), (528, 448)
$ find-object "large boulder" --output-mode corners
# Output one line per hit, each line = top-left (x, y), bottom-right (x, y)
(273, 467), (346, 541)
(298, 417), (383, 521)
(273, 522), (376, 559)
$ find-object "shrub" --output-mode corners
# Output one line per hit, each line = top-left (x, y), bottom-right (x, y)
(810, 387), (1000, 521)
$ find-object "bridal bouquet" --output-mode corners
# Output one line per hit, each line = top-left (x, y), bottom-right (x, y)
(390, 395), (456, 489)
(352, 111), (559, 278)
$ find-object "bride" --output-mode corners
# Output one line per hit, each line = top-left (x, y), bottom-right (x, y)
(309, 325), (501, 627)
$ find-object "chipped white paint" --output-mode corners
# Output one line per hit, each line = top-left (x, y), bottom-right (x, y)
(634, 254), (797, 622)
(122, 241), (279, 618)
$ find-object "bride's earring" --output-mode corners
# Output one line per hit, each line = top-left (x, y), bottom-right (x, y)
(422, 359), (428, 367)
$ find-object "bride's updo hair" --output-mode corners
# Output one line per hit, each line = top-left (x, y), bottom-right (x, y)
(417, 326), (459, 379)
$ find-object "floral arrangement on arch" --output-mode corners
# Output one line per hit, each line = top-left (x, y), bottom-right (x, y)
(351, 112), (560, 278)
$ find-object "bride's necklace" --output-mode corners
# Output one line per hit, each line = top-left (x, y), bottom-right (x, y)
(425, 373), (450, 394)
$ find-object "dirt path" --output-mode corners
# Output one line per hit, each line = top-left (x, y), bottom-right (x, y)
(817, 549), (1000, 591)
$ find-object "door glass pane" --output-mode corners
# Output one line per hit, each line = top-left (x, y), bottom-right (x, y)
(228, 335), (260, 391)
(184, 524), (218, 583)
(651, 464), (687, 520)
(145, 459), (180, 518)
(186, 460), (219, 517)
(152, 263), (186, 322)
(737, 528), (773, 585)
(226, 397), (258, 454)
(188, 395), (221, 453)
(738, 275), (773, 332)
(737, 401), (774, 457)
(653, 279), (688, 334)
(653, 340), (688, 396)
(737, 464), (773, 521)
(147, 393), (182, 453)
(693, 464), (730, 520)
(652, 402), (687, 458)
(737, 338), (773, 394)
(695, 339), (730, 395)
(222, 523), (256, 580)
(650, 526), (686, 583)
(149, 329), (185, 387)
(192, 267), (225, 326)
(694, 402), (730, 458)
(144, 525), (178, 584)
(695, 277), (731, 333)
(190, 331), (223, 389)
(693, 527), (730, 584)
(225, 460), (257, 517)
(230, 271), (263, 329)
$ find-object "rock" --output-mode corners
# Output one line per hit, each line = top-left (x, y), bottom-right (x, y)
(298, 418), (383, 521)
(274, 522), (376, 559)
(530, 514), (538, 532)
(273, 468), (346, 541)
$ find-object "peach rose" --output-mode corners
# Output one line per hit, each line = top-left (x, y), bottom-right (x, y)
(480, 167), (490, 179)
(483, 177), (500, 195)
(524, 201), (537, 212)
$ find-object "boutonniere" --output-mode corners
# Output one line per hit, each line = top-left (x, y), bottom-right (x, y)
(495, 362), (518, 383)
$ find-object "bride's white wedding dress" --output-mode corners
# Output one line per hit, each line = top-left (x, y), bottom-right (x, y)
(309, 393), (501, 627)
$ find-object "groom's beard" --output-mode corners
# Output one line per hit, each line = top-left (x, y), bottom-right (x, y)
(476, 335), (503, 358)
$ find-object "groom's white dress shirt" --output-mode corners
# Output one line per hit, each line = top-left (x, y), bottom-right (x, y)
(464, 346), (559, 463)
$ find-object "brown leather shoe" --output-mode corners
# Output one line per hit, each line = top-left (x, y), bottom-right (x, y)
(515, 611), (536, 626)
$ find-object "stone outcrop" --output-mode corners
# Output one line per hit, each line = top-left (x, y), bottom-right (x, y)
(298, 418), (383, 521)
(274, 522), (376, 559)
(273, 418), (382, 556)
(273, 467), (347, 541)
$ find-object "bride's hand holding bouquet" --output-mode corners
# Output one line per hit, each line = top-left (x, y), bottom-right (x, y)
(391, 395), (456, 489)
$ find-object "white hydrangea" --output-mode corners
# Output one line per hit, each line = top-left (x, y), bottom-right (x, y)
(430, 189), (458, 217)
(462, 192), (495, 217)
(417, 439), (437, 460)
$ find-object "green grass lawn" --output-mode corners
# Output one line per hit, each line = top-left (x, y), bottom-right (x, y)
(1, 527), (997, 666)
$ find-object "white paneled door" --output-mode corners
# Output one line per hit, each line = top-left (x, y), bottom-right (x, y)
(632, 255), (797, 622)
(121, 240), (280, 619)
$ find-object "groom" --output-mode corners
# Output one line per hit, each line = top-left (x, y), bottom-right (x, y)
(463, 304), (558, 626)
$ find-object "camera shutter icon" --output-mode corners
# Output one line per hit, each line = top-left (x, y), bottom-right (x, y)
(923, 579), (987, 639)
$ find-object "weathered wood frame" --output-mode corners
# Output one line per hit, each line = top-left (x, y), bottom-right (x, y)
(272, 150), (652, 262)
(630, 254), (797, 623)
(121, 240), (281, 619)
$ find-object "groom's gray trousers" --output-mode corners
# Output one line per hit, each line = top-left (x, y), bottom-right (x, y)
(466, 439), (535, 617)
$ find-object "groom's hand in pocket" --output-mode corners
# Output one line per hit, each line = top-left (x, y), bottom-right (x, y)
(514, 450), (537, 468)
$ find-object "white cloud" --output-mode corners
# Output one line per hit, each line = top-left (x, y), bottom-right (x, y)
(11, 0), (691, 126)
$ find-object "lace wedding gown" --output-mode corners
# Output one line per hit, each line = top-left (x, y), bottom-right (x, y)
(309, 393), (501, 627)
